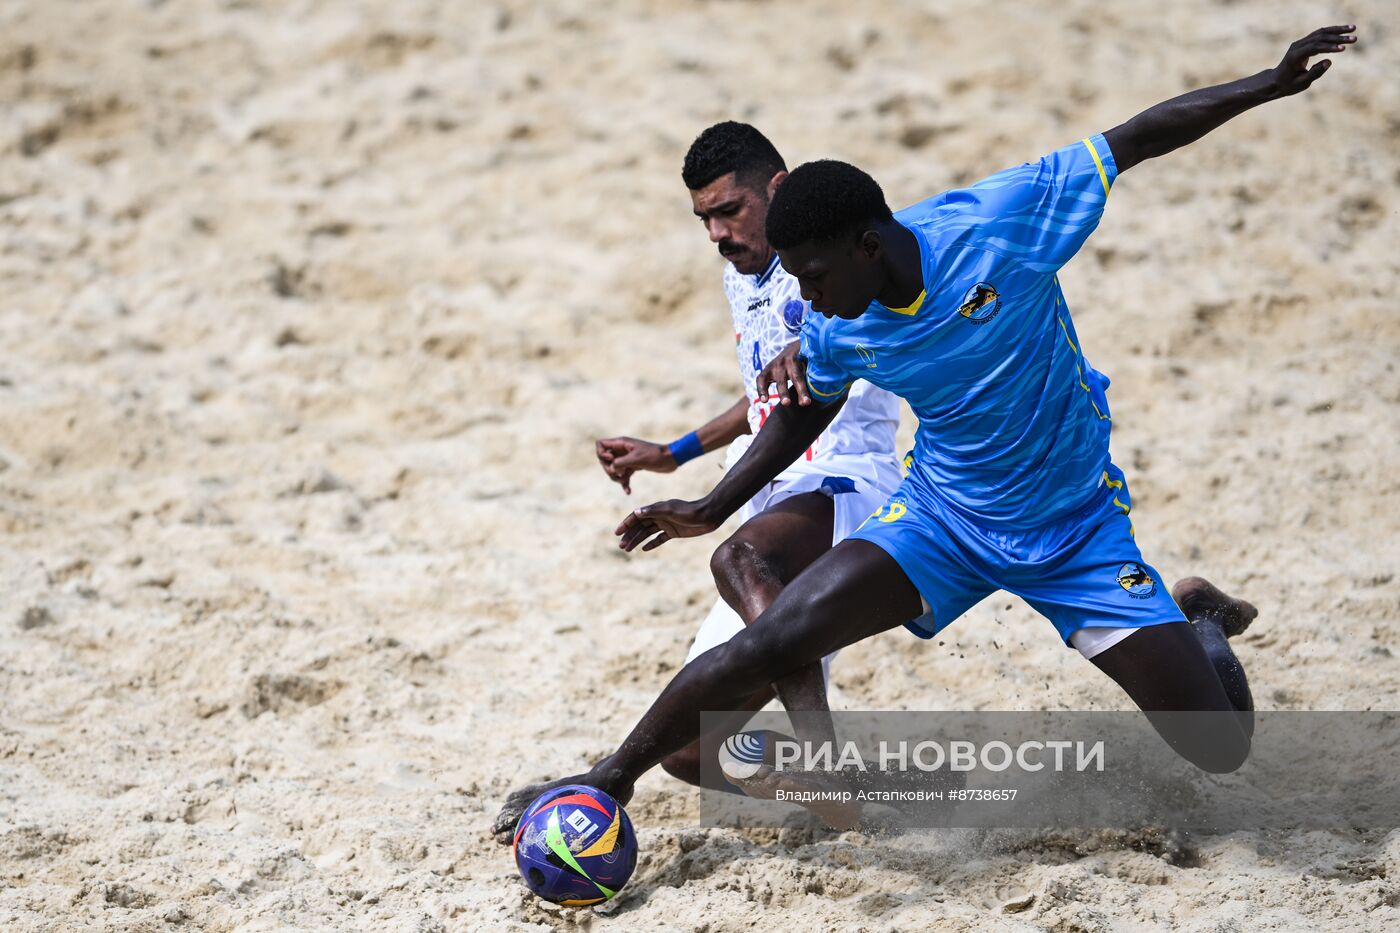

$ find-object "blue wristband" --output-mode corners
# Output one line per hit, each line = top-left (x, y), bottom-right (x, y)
(668, 431), (704, 466)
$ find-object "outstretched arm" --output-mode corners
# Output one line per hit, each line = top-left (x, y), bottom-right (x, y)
(596, 396), (750, 494)
(615, 390), (844, 551)
(1104, 25), (1355, 174)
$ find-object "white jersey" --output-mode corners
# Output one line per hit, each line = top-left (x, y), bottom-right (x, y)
(681, 256), (904, 674)
(722, 254), (900, 467)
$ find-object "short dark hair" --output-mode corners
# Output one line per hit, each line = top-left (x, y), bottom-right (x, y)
(682, 121), (786, 192)
(765, 159), (893, 250)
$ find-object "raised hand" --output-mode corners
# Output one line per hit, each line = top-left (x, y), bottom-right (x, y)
(756, 340), (811, 407)
(1270, 25), (1356, 97)
(596, 436), (676, 495)
(615, 499), (720, 552)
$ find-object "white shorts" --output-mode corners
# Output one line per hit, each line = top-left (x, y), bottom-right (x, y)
(1068, 624), (1138, 659)
(683, 453), (904, 674)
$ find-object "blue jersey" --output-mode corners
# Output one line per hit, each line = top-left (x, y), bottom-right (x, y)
(799, 135), (1119, 529)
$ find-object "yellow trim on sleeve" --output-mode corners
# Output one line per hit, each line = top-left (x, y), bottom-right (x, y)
(1081, 137), (1110, 196)
(885, 289), (926, 317)
(810, 379), (854, 398)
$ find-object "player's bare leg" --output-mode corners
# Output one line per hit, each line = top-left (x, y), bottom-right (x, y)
(699, 493), (862, 827)
(493, 539), (923, 841)
(658, 688), (772, 786)
(1090, 577), (1257, 773)
(659, 493), (861, 826)
(708, 493), (835, 716)
(661, 492), (836, 783)
(497, 495), (851, 841)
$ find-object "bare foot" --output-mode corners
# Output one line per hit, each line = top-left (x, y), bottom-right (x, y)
(491, 771), (632, 846)
(727, 762), (864, 831)
(1172, 577), (1258, 638)
(718, 731), (864, 830)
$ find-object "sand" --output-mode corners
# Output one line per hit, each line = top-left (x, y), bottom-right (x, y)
(1, 0), (1397, 929)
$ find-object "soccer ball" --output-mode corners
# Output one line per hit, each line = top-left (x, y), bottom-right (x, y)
(512, 784), (638, 906)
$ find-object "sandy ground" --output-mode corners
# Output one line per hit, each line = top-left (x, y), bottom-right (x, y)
(1, 0), (1398, 930)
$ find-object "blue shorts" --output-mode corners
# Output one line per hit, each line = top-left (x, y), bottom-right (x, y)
(849, 464), (1185, 647)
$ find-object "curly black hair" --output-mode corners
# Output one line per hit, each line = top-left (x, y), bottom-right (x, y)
(682, 121), (786, 192)
(765, 159), (892, 250)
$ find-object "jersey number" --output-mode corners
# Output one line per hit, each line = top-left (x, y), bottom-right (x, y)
(751, 340), (762, 372)
(860, 502), (907, 530)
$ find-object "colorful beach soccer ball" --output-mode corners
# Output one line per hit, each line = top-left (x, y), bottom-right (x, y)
(512, 784), (638, 906)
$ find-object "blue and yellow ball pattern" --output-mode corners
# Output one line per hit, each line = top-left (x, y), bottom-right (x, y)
(512, 784), (638, 906)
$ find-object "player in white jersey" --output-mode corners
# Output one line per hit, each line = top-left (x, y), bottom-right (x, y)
(595, 122), (901, 795)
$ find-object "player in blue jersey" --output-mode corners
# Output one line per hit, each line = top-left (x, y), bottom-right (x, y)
(494, 24), (1356, 834)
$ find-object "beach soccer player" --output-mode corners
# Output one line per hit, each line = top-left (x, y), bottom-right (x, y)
(593, 122), (902, 796)
(495, 24), (1356, 834)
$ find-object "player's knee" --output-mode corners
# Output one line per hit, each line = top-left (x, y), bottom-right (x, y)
(709, 537), (780, 598)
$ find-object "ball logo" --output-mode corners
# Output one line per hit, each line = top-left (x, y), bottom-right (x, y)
(565, 809), (596, 835)
(781, 299), (806, 335)
(1116, 562), (1157, 599)
(957, 282), (1001, 325)
(718, 731), (767, 781)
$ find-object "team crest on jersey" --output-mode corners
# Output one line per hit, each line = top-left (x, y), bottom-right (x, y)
(781, 299), (806, 335)
(1116, 562), (1157, 599)
(855, 344), (877, 368)
(957, 282), (1001, 325)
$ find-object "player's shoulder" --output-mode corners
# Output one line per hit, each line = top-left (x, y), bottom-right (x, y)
(897, 164), (1029, 228)
(893, 190), (992, 259)
(767, 260), (798, 293)
(893, 192), (954, 229)
(960, 137), (1109, 199)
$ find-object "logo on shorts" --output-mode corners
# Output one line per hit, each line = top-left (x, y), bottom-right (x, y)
(781, 299), (806, 335)
(1116, 562), (1157, 599)
(957, 282), (1001, 325)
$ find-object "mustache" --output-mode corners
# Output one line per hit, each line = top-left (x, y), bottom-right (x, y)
(718, 240), (744, 255)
